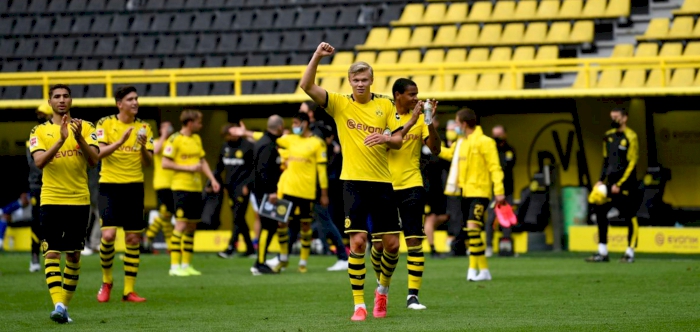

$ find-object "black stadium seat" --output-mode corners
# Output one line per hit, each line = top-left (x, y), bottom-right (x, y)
(31, 17), (54, 35)
(211, 12), (234, 31)
(51, 16), (73, 34)
(12, 17), (34, 35)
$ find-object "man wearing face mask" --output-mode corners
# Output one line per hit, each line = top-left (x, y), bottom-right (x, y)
(587, 108), (639, 263)
(485, 125), (516, 257)
(216, 122), (256, 259)
(26, 104), (54, 273)
(269, 112), (329, 274)
(299, 100), (327, 139)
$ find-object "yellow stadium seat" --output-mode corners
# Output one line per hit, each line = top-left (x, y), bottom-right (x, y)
(620, 43), (659, 88)
(385, 28), (411, 49)
(414, 49), (444, 92)
(647, 42), (683, 87)
(430, 49), (466, 92)
(432, 26), (458, 47)
(501, 23), (526, 45)
(536, 0), (560, 21)
(523, 22), (548, 45)
(502, 47), (535, 90)
(491, 1), (516, 22)
(513, 47), (536, 61)
(514, 1), (538, 21)
(673, 0), (700, 15)
(444, 3), (468, 23)
(398, 50), (422, 64)
(391, 3), (425, 26)
(684, 41), (700, 55)
(453, 48), (489, 92)
(422, 3), (448, 25)
(559, 0), (583, 19)
(357, 28), (389, 50)
(345, 51), (396, 93)
(408, 27), (434, 48)
(692, 18), (700, 36)
(536, 45), (559, 60)
(468, 2), (493, 22)
(546, 22), (571, 44)
(668, 16), (694, 39)
(320, 77), (342, 93)
(355, 51), (377, 65)
(611, 44), (635, 57)
(372, 77), (390, 95)
(669, 68), (695, 87)
(694, 72), (700, 86)
(478, 47), (511, 90)
(572, 68), (598, 89)
(477, 24), (502, 46)
(637, 18), (669, 41)
(455, 24), (480, 46)
(331, 52), (354, 65)
(570, 21), (595, 43)
(606, 0), (631, 17)
(581, 0), (606, 19)
(383, 51), (422, 95)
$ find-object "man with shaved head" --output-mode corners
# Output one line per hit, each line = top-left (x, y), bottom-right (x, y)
(249, 115), (285, 275)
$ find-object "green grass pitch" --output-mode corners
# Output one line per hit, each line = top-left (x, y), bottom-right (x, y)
(1, 252), (698, 331)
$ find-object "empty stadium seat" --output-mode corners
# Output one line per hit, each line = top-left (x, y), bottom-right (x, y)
(620, 43), (659, 88)
(646, 42), (683, 87)
(674, 0), (700, 16)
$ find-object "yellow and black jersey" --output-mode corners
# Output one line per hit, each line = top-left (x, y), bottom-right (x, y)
(153, 146), (174, 190)
(28, 120), (99, 205)
(276, 134), (328, 200)
(600, 127), (638, 187)
(96, 115), (154, 183)
(324, 92), (399, 183)
(387, 112), (429, 190)
(163, 132), (205, 192)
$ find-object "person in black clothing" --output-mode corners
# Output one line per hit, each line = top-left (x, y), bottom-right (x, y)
(421, 118), (450, 258)
(250, 115), (285, 275)
(216, 123), (256, 258)
(485, 125), (516, 257)
(27, 104), (54, 272)
(300, 100), (328, 139)
(587, 108), (639, 263)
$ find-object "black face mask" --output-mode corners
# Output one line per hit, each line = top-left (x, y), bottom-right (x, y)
(611, 120), (621, 129)
(494, 137), (504, 144)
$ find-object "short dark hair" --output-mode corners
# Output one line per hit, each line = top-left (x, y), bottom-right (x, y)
(456, 107), (478, 129)
(302, 100), (317, 112)
(320, 124), (333, 139)
(49, 84), (71, 97)
(392, 78), (417, 97)
(293, 112), (310, 124)
(115, 86), (138, 103)
(221, 123), (236, 136)
(611, 108), (628, 117)
(180, 109), (202, 125)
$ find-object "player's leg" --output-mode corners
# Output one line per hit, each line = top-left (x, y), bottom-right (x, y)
(462, 198), (488, 281)
(298, 199), (314, 273)
(169, 191), (187, 276)
(145, 190), (169, 251)
(399, 187), (427, 310)
(618, 191), (638, 263)
(30, 189), (42, 272)
(372, 182), (402, 318)
(316, 201), (349, 271)
(587, 199), (612, 262)
(122, 183), (146, 301)
(470, 198), (491, 281)
(370, 231), (383, 283)
(220, 195), (240, 258)
(60, 205), (88, 321)
(40, 205), (67, 323)
(344, 181), (370, 321)
(250, 215), (278, 275)
(250, 192), (261, 251)
(235, 194), (255, 256)
(97, 184), (117, 302)
(179, 192), (202, 275)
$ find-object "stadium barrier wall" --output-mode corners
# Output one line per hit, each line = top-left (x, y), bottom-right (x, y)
(569, 225), (700, 254)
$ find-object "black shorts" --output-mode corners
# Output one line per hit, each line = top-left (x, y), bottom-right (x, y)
(156, 189), (175, 217)
(30, 188), (42, 239)
(343, 180), (400, 235)
(99, 183), (146, 232)
(446, 196), (463, 236)
(40, 205), (90, 254)
(395, 187), (426, 239)
(283, 195), (314, 223)
(173, 190), (202, 222)
(425, 187), (447, 216)
(461, 197), (490, 229)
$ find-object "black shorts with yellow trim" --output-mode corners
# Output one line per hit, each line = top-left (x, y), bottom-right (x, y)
(99, 182), (146, 232)
(461, 197), (490, 229)
(343, 180), (400, 235)
(173, 190), (203, 222)
(282, 194), (314, 223)
(395, 186), (427, 239)
(156, 189), (175, 217)
(30, 188), (42, 240)
(40, 204), (90, 254)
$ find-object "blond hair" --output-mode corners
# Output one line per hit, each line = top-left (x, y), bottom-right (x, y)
(348, 61), (373, 77)
(180, 109), (202, 125)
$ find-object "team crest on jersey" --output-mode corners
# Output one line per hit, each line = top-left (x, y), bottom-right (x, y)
(235, 150), (243, 158)
(375, 107), (383, 117)
(97, 129), (104, 139)
(505, 151), (513, 161)
(29, 137), (37, 148)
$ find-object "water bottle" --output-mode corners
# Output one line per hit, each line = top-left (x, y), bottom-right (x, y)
(133, 125), (147, 151)
(423, 99), (433, 125)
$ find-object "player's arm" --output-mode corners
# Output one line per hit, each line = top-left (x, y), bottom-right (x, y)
(30, 127), (64, 169)
(213, 145), (225, 179)
(98, 125), (132, 160)
(598, 140), (608, 184)
(425, 121), (441, 156)
(74, 120), (99, 167)
(161, 139), (198, 172)
(300, 42), (334, 107)
(485, 139), (505, 203)
(438, 141), (456, 161)
(200, 158), (220, 192)
(616, 132), (639, 187)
